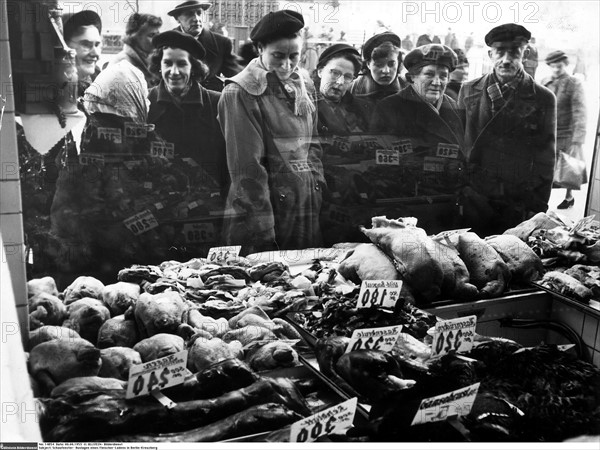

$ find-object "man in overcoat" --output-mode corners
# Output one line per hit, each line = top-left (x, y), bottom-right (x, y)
(458, 24), (556, 235)
(169, 0), (241, 91)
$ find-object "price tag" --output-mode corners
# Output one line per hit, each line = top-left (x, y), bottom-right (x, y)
(362, 136), (379, 149)
(207, 245), (241, 263)
(183, 222), (215, 244)
(187, 277), (205, 288)
(123, 209), (159, 236)
(188, 201), (199, 210)
(392, 139), (413, 155)
(290, 397), (357, 442)
(333, 136), (350, 152)
(357, 280), (403, 309)
(328, 204), (352, 225)
(345, 325), (403, 354)
(376, 149), (400, 165)
(79, 153), (105, 166)
(126, 350), (188, 399)
(432, 228), (471, 247)
(123, 160), (143, 170)
(124, 122), (148, 139)
(154, 202), (164, 210)
(431, 315), (477, 358)
(97, 127), (122, 143)
(436, 143), (460, 159)
(423, 156), (445, 172)
(289, 159), (315, 173)
(143, 182), (153, 190)
(410, 383), (480, 426)
(570, 215), (596, 235)
(150, 141), (175, 159)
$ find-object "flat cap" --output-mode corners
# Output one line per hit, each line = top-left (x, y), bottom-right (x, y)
(250, 10), (304, 43)
(62, 10), (102, 42)
(319, 43), (360, 64)
(485, 23), (531, 46)
(152, 30), (206, 60)
(545, 50), (568, 64)
(404, 44), (458, 72)
(168, 1), (211, 17)
(362, 32), (401, 60)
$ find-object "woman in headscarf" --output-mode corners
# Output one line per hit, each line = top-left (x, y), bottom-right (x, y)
(50, 61), (173, 279)
(217, 10), (325, 252)
(147, 30), (227, 196)
(370, 44), (467, 231)
(350, 32), (406, 104)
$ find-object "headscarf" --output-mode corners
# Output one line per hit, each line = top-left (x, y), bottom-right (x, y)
(83, 60), (150, 122)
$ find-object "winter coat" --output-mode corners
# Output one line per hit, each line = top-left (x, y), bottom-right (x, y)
(458, 72), (557, 235)
(174, 26), (242, 92)
(350, 73), (406, 104)
(148, 80), (228, 195)
(217, 59), (325, 252)
(316, 93), (373, 136)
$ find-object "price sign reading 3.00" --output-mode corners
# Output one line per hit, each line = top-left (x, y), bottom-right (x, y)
(290, 398), (357, 442)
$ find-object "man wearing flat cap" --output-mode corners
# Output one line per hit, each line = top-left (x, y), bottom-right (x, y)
(458, 23), (557, 235)
(543, 50), (587, 209)
(169, 0), (241, 91)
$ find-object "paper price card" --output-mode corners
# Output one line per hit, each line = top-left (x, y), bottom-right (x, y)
(431, 315), (477, 357)
(183, 222), (215, 244)
(290, 397), (357, 442)
(333, 135), (350, 152)
(376, 149), (400, 165)
(436, 143), (460, 159)
(78, 153), (105, 166)
(345, 325), (403, 354)
(97, 127), (122, 143)
(123, 209), (159, 236)
(411, 383), (480, 426)
(124, 122), (148, 139)
(392, 139), (413, 155)
(207, 245), (241, 263)
(357, 280), (403, 309)
(126, 351), (188, 399)
(423, 156), (445, 173)
(570, 215), (596, 235)
(150, 141), (175, 159)
(432, 228), (471, 241)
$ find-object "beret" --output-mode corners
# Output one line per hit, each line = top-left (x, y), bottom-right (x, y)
(318, 43), (360, 64)
(545, 50), (568, 64)
(485, 23), (531, 46)
(168, 0), (211, 17)
(62, 10), (102, 42)
(250, 10), (304, 43)
(404, 44), (458, 72)
(362, 32), (401, 60)
(152, 30), (206, 60)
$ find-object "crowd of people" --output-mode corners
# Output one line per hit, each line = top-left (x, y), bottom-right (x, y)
(18, 0), (589, 281)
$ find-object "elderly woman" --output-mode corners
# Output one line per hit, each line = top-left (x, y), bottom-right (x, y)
(218, 10), (325, 252)
(370, 44), (467, 231)
(350, 32), (406, 103)
(148, 30), (227, 194)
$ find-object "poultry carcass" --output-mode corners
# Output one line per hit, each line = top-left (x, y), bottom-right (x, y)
(28, 326), (80, 351)
(456, 232), (511, 298)
(133, 333), (185, 362)
(27, 276), (59, 298)
(246, 341), (299, 371)
(63, 276), (105, 305)
(62, 298), (111, 345)
(133, 290), (187, 338)
(28, 293), (67, 329)
(97, 315), (140, 348)
(485, 235), (544, 283)
(361, 216), (478, 302)
(99, 347), (142, 380)
(102, 282), (140, 316)
(187, 337), (243, 373)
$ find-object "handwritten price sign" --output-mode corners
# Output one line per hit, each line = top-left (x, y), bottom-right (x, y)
(431, 315), (477, 358)
(357, 280), (403, 309)
(411, 383), (480, 426)
(123, 210), (159, 236)
(206, 245), (241, 263)
(376, 149), (400, 165)
(126, 351), (188, 399)
(290, 398), (357, 442)
(345, 325), (403, 354)
(183, 222), (215, 244)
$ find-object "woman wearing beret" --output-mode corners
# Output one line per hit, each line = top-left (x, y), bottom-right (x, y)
(350, 32), (406, 103)
(217, 10), (325, 252)
(543, 50), (587, 209)
(148, 30), (228, 196)
(370, 44), (467, 229)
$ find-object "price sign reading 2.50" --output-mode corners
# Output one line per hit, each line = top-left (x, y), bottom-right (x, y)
(126, 350), (188, 399)
(206, 245), (241, 263)
(357, 280), (403, 309)
(290, 398), (357, 443)
(431, 315), (477, 358)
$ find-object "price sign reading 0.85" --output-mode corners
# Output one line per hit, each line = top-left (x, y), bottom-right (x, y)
(357, 280), (403, 309)
(431, 315), (477, 358)
(345, 325), (402, 354)
(290, 398), (357, 442)
(206, 245), (241, 263)
(126, 350), (188, 399)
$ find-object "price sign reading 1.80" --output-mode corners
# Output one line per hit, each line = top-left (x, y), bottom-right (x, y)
(126, 351), (188, 399)
(290, 398), (357, 442)
(345, 325), (403, 354)
(357, 280), (403, 309)
(206, 245), (241, 263)
(431, 315), (477, 358)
